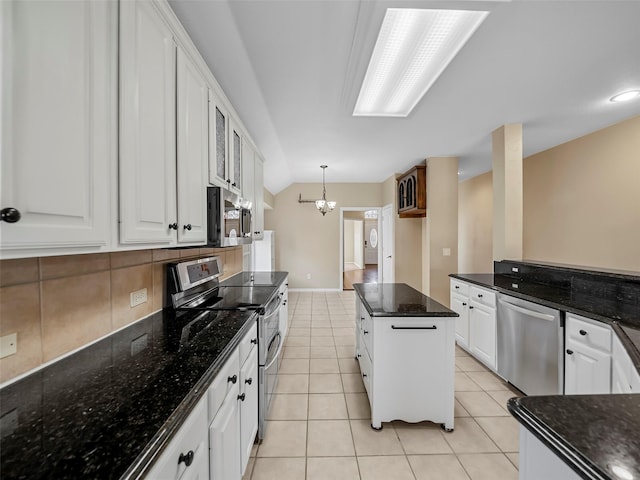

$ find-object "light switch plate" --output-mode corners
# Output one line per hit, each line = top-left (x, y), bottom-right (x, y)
(0, 333), (17, 359)
(443, 248), (451, 256)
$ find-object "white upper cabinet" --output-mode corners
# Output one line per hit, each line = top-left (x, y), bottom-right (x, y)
(228, 119), (243, 196)
(176, 46), (208, 244)
(0, 0), (116, 257)
(119, 0), (177, 245)
(208, 91), (230, 189)
(253, 155), (265, 240)
(242, 141), (256, 209)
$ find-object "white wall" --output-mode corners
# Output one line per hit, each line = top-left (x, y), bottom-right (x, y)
(353, 220), (363, 268)
(344, 220), (355, 263)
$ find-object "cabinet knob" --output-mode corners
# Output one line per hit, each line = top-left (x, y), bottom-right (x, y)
(238, 393), (246, 401)
(462, 302), (467, 306)
(1, 207), (21, 223)
(254, 231), (261, 235)
(360, 317), (365, 321)
(245, 377), (253, 385)
(363, 330), (369, 335)
(566, 349), (574, 355)
(178, 450), (194, 467)
(232, 182), (237, 187)
(469, 306), (474, 309)
(357, 354), (362, 358)
(183, 224), (192, 231)
(228, 374), (237, 384)
(579, 329), (588, 336)
(454, 285), (459, 289)
(251, 338), (257, 344)
(168, 223), (178, 230)
(478, 294), (483, 298)
(362, 373), (367, 378)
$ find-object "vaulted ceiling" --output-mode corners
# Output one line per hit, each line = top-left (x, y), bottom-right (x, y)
(169, 0), (640, 194)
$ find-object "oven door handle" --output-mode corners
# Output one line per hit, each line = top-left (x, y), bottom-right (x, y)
(263, 294), (282, 317)
(263, 332), (284, 371)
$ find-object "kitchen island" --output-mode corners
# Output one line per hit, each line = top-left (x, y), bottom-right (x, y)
(353, 283), (458, 430)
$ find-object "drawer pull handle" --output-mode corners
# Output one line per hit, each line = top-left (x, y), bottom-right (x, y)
(391, 325), (437, 330)
(566, 349), (574, 355)
(179, 450), (194, 467)
(238, 393), (246, 401)
(245, 377), (253, 385)
(251, 338), (257, 344)
(579, 329), (588, 336)
(228, 375), (237, 384)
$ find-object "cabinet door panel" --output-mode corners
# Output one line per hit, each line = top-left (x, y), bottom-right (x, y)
(176, 47), (207, 244)
(119, 0), (176, 245)
(565, 341), (611, 395)
(450, 294), (469, 348)
(239, 348), (258, 474)
(228, 120), (242, 195)
(1, 0), (114, 251)
(469, 304), (496, 369)
(209, 385), (241, 480)
(253, 155), (265, 239)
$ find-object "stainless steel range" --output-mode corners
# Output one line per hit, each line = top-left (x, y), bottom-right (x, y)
(166, 256), (283, 441)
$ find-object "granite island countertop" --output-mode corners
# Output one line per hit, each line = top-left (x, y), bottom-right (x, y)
(508, 394), (640, 480)
(0, 307), (258, 480)
(354, 283), (458, 317)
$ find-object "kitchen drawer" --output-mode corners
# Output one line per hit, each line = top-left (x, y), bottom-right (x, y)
(566, 314), (612, 353)
(451, 279), (469, 296)
(207, 350), (240, 422)
(238, 323), (258, 367)
(470, 285), (496, 308)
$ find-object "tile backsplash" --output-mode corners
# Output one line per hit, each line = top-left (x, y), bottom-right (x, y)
(0, 247), (243, 384)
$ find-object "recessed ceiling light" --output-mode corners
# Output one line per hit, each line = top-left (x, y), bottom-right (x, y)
(353, 8), (489, 117)
(610, 90), (640, 102)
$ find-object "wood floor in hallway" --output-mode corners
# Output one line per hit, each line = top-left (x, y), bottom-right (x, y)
(343, 264), (378, 290)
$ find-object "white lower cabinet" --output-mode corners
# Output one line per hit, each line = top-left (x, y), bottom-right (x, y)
(564, 314), (612, 395)
(611, 333), (640, 394)
(145, 396), (209, 480)
(278, 277), (289, 338)
(355, 297), (455, 431)
(239, 347), (258, 473)
(209, 381), (241, 480)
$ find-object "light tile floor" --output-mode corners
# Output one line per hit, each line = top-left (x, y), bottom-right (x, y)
(243, 291), (522, 480)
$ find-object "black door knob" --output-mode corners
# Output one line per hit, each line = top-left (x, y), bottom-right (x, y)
(1, 208), (21, 223)
(168, 223), (178, 230)
(178, 450), (194, 467)
(228, 375), (237, 384)
(183, 224), (192, 231)
(238, 393), (246, 401)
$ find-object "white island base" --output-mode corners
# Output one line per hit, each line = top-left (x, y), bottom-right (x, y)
(355, 293), (456, 431)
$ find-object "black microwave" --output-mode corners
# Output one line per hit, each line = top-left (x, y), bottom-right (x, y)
(207, 186), (252, 247)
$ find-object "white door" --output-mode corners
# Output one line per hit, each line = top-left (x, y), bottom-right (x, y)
(239, 348), (258, 474)
(1, 0), (115, 253)
(208, 90), (229, 188)
(469, 304), (496, 369)
(353, 220), (364, 269)
(450, 295), (470, 348)
(119, 0), (177, 245)
(176, 46), (208, 245)
(364, 219), (378, 264)
(564, 342), (611, 394)
(209, 386), (241, 480)
(381, 204), (395, 283)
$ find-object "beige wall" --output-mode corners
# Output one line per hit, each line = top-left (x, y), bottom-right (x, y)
(523, 115), (640, 271)
(264, 182), (383, 289)
(0, 247), (243, 384)
(344, 220), (355, 263)
(423, 157), (459, 306)
(459, 172), (493, 273)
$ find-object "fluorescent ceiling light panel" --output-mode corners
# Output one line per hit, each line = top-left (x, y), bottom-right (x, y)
(354, 8), (489, 117)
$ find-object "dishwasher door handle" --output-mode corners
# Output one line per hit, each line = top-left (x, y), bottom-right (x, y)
(498, 299), (556, 322)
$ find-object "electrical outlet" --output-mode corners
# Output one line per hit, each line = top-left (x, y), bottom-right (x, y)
(0, 333), (17, 359)
(511, 267), (519, 273)
(443, 247), (451, 256)
(130, 288), (148, 308)
(306, 273), (312, 280)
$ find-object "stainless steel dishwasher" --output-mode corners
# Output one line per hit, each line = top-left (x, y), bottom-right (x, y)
(497, 294), (563, 395)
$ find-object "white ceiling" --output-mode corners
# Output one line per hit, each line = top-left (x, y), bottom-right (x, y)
(169, 0), (640, 194)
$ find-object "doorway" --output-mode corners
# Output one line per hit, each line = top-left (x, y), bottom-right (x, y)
(340, 208), (381, 290)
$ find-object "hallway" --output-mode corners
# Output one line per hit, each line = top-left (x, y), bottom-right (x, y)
(343, 264), (378, 290)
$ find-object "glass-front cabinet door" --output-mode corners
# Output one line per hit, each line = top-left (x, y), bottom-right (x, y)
(208, 89), (229, 188)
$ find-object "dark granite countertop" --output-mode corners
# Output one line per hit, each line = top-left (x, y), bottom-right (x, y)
(449, 273), (640, 370)
(354, 283), (458, 317)
(220, 271), (288, 288)
(0, 308), (258, 480)
(508, 394), (640, 480)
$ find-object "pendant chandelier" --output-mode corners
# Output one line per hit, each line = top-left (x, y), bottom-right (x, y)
(315, 165), (336, 216)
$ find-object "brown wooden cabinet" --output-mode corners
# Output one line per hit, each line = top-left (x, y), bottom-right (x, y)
(397, 165), (426, 218)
